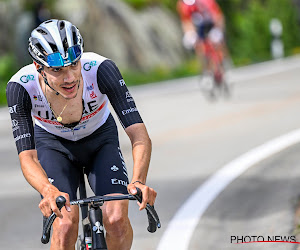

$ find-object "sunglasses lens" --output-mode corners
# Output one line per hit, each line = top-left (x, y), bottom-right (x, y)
(68, 45), (82, 62)
(47, 52), (64, 67)
(46, 45), (82, 67)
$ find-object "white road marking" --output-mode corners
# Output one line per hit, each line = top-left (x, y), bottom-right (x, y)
(157, 128), (300, 250)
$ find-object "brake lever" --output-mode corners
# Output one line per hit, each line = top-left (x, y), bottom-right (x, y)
(41, 196), (66, 244)
(132, 187), (161, 232)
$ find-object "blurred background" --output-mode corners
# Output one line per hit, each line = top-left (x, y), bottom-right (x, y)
(0, 0), (300, 104)
(2, 0), (300, 249)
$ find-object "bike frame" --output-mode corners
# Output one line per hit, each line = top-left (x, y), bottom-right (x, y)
(78, 171), (107, 250)
(202, 38), (224, 83)
(41, 171), (160, 250)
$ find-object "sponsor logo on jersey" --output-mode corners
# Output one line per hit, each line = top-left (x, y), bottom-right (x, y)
(20, 75), (34, 83)
(14, 133), (31, 142)
(122, 107), (138, 116)
(12, 126), (19, 132)
(87, 84), (97, 99)
(37, 110), (56, 121)
(54, 120), (89, 131)
(60, 124), (87, 133)
(33, 94), (43, 101)
(125, 91), (134, 102)
(11, 119), (18, 128)
(33, 115), (61, 125)
(81, 101), (106, 121)
(90, 91), (97, 99)
(33, 101), (106, 127)
(111, 165), (119, 171)
(83, 61), (97, 71)
(87, 83), (95, 91)
(11, 119), (19, 132)
(119, 79), (126, 86)
(125, 91), (132, 98)
(8, 104), (17, 114)
(34, 104), (45, 108)
(111, 178), (128, 187)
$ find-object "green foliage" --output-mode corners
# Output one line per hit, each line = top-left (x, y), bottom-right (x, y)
(122, 0), (177, 11)
(22, 0), (55, 12)
(218, 0), (300, 66)
(0, 54), (17, 105)
(121, 57), (200, 86)
(124, 0), (300, 66)
(1, 0), (299, 107)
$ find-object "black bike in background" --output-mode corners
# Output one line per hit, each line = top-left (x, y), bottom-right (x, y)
(41, 172), (161, 250)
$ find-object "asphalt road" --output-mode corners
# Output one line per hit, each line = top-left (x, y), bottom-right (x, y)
(1, 56), (300, 249)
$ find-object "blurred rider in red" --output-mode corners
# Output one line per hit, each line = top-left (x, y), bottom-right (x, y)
(177, 0), (228, 83)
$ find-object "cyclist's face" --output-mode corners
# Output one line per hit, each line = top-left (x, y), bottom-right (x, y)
(41, 61), (82, 99)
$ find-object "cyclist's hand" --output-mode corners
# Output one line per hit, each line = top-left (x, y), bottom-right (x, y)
(39, 186), (71, 218)
(128, 182), (157, 211)
(183, 30), (197, 50)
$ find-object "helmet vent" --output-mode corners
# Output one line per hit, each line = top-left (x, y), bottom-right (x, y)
(72, 31), (78, 44)
(37, 29), (47, 35)
(44, 20), (52, 24)
(36, 43), (47, 55)
(49, 43), (58, 53)
(59, 21), (65, 30)
(62, 38), (68, 51)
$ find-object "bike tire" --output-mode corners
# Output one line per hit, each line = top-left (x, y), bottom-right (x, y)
(76, 235), (86, 250)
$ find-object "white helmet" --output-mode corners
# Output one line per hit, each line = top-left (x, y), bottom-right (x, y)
(28, 19), (83, 67)
(183, 0), (196, 5)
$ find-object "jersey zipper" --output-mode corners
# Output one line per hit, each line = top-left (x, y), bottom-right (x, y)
(71, 127), (76, 141)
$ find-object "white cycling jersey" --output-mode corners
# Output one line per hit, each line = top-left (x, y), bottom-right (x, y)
(9, 52), (110, 141)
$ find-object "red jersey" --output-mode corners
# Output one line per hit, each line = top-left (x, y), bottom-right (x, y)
(177, 0), (223, 23)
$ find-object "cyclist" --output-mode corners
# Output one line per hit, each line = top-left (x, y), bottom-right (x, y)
(177, 0), (227, 84)
(6, 19), (157, 250)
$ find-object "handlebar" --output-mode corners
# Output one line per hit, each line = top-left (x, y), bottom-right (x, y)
(41, 188), (160, 244)
(132, 188), (161, 233)
(41, 196), (66, 244)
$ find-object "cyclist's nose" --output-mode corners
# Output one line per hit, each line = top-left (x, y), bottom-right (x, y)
(63, 68), (76, 83)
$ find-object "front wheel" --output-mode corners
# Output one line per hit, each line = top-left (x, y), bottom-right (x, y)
(76, 234), (86, 250)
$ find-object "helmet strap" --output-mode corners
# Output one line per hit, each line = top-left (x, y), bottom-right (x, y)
(43, 75), (60, 96)
(38, 66), (60, 96)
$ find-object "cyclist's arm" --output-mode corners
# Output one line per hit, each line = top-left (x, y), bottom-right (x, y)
(97, 60), (156, 209)
(205, 0), (225, 30)
(177, 1), (196, 33)
(97, 60), (143, 128)
(125, 123), (151, 186)
(6, 82), (70, 217)
(18, 150), (68, 218)
(182, 20), (197, 34)
(125, 123), (157, 210)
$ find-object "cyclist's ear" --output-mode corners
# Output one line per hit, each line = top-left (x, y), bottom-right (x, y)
(37, 66), (44, 74)
(33, 61), (44, 74)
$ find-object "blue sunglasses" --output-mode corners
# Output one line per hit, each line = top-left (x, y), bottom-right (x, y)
(47, 45), (82, 68)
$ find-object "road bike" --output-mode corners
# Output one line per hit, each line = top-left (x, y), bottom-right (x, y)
(199, 29), (231, 100)
(41, 173), (161, 249)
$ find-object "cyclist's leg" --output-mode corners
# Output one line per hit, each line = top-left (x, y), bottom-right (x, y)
(87, 142), (132, 250)
(36, 135), (81, 250)
(195, 40), (209, 72)
(194, 22), (209, 73)
(52, 206), (79, 250)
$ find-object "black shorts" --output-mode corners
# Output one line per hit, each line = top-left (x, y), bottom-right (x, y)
(196, 19), (214, 40)
(34, 114), (129, 200)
